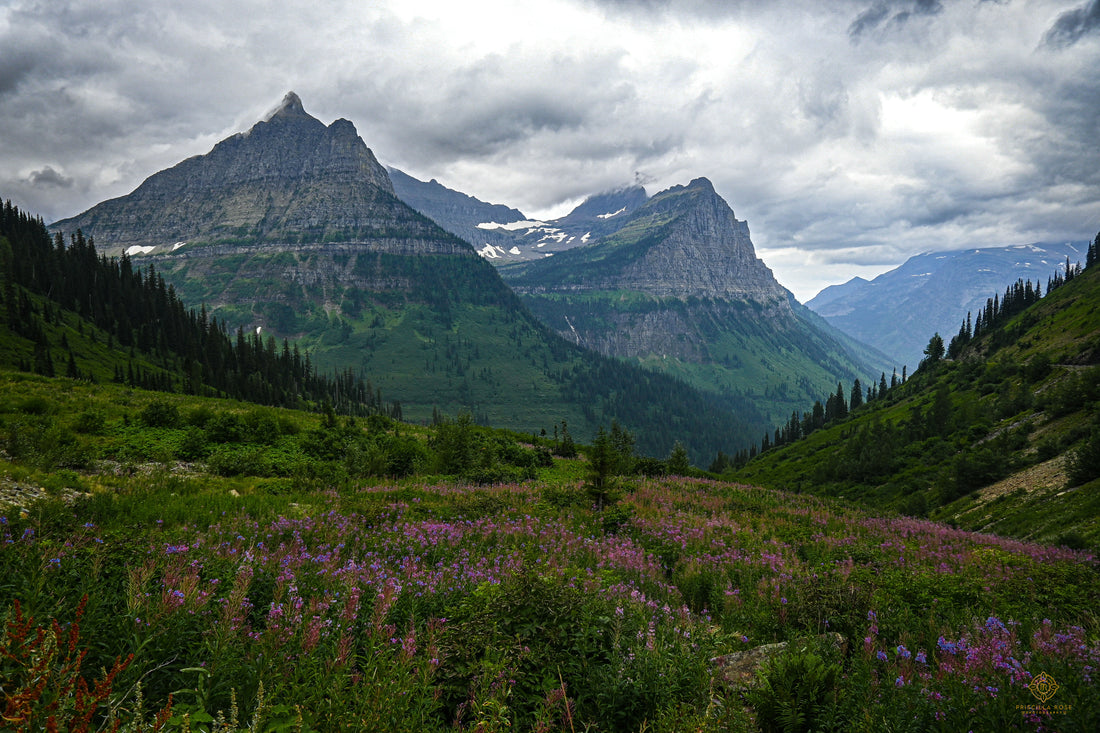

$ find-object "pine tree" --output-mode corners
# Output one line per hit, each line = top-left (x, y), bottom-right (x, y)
(850, 379), (863, 411)
(922, 333), (945, 367)
(586, 427), (616, 510)
(666, 441), (691, 475)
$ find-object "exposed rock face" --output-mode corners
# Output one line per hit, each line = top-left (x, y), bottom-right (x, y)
(390, 173), (648, 264)
(51, 92), (417, 256)
(506, 178), (788, 304)
(502, 178), (888, 425)
(387, 166), (529, 257)
(600, 179), (786, 302)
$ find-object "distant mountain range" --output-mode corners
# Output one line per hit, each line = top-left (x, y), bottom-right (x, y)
(806, 242), (1088, 368)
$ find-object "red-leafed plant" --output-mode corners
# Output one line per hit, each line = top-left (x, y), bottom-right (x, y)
(1, 595), (169, 732)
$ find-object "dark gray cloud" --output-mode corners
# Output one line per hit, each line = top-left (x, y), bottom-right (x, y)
(27, 167), (73, 189)
(1042, 0), (1100, 48)
(849, 0), (944, 39)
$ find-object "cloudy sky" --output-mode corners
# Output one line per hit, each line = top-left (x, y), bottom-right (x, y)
(2, 0), (1099, 300)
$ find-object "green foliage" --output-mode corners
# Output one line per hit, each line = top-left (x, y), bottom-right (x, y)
(737, 265), (1100, 547)
(140, 399), (180, 428)
(71, 408), (107, 435)
(666, 440), (691, 475)
(749, 645), (844, 733)
(1066, 417), (1100, 487)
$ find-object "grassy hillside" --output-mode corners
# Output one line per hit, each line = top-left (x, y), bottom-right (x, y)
(733, 262), (1100, 550)
(0, 373), (1096, 731)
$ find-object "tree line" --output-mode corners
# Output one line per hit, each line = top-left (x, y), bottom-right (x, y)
(0, 199), (395, 417)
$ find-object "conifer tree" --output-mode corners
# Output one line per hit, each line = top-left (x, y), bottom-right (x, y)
(850, 379), (863, 411)
(666, 441), (691, 475)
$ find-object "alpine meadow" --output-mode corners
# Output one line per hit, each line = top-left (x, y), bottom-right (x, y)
(2, 77), (1099, 733)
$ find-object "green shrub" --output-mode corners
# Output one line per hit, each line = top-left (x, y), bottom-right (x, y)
(185, 405), (216, 428)
(16, 396), (51, 415)
(3, 418), (92, 470)
(749, 646), (844, 733)
(176, 426), (210, 460)
(206, 445), (270, 477)
(71, 408), (106, 435)
(206, 412), (245, 444)
(139, 399), (179, 428)
(1066, 425), (1100, 487)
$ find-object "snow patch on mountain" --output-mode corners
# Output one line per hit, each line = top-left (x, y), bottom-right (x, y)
(126, 245), (156, 256)
(477, 220), (545, 231)
(478, 244), (508, 259)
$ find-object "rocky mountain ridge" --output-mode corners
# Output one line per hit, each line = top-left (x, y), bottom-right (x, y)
(51, 92), (407, 256)
(389, 171), (647, 263)
(500, 177), (892, 425)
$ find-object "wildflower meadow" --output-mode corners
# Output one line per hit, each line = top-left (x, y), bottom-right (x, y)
(1, 475), (1097, 731)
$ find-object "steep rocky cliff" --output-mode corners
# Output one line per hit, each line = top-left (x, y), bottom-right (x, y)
(52, 92), (418, 256)
(387, 166), (528, 257)
(390, 172), (647, 263)
(501, 178), (892, 424)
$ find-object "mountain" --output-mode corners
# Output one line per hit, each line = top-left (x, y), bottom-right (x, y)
(47, 94), (763, 461)
(500, 177), (894, 426)
(389, 172), (646, 263)
(52, 93), (404, 256)
(806, 242), (1088, 369)
(386, 167), (530, 260)
(736, 257), (1100, 548)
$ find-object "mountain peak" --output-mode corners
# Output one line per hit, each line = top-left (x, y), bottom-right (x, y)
(50, 91), (403, 252)
(687, 177), (715, 192)
(264, 91), (308, 121)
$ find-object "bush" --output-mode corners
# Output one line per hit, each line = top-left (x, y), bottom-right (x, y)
(749, 646), (844, 733)
(71, 409), (106, 435)
(205, 445), (270, 477)
(176, 426), (210, 460)
(4, 418), (92, 470)
(1066, 424), (1100, 487)
(205, 412), (245, 444)
(185, 405), (216, 428)
(139, 400), (179, 428)
(16, 396), (51, 415)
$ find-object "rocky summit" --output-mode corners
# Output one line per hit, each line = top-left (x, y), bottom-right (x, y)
(51, 92), (430, 257)
(501, 178), (892, 425)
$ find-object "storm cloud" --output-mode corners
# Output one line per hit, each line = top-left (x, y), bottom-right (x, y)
(1, 0), (1097, 300)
